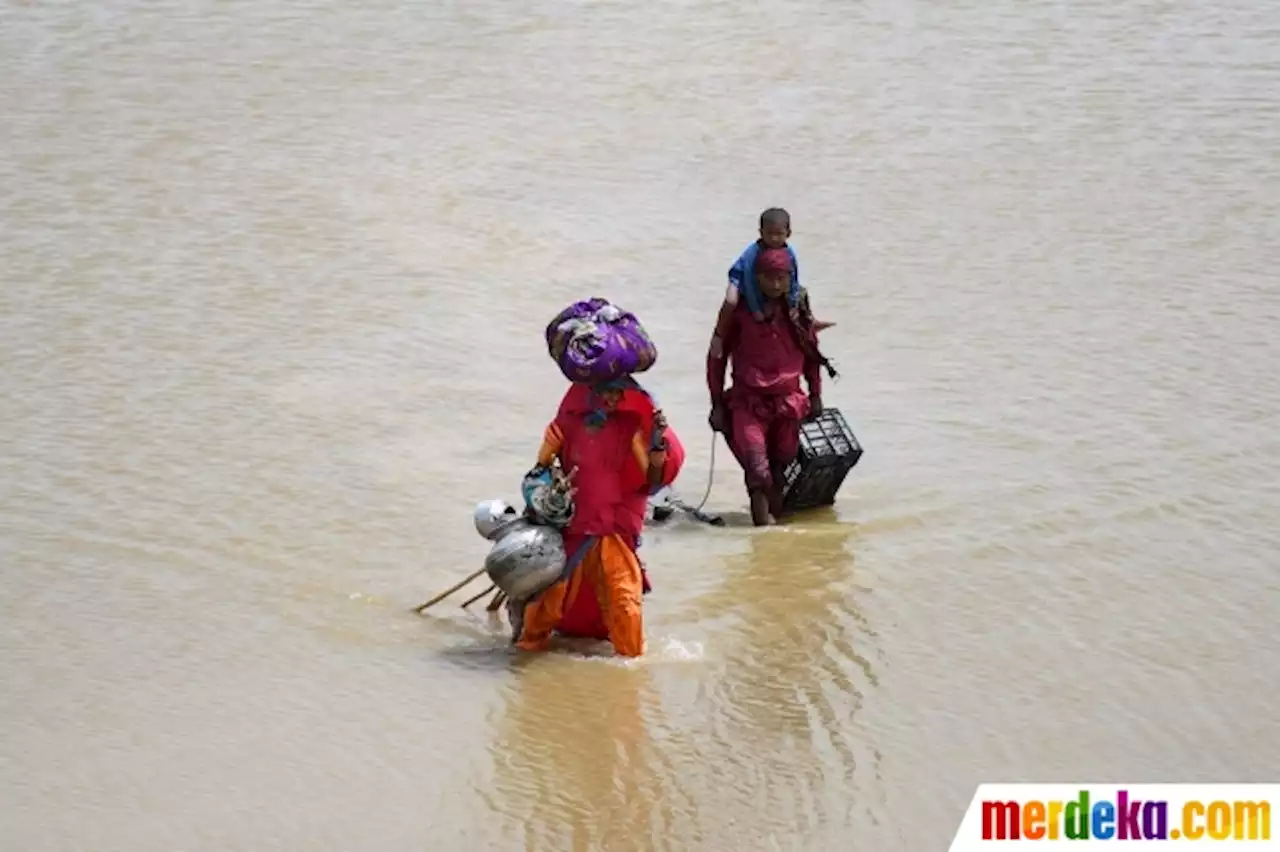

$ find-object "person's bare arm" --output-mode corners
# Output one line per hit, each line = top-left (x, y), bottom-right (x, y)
(707, 308), (739, 406)
(645, 411), (669, 489)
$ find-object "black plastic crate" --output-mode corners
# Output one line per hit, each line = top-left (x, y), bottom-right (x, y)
(780, 408), (864, 514)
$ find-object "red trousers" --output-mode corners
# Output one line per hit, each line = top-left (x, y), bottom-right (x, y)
(726, 390), (808, 493)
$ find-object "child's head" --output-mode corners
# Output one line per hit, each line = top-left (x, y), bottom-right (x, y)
(755, 248), (793, 300)
(759, 208), (791, 249)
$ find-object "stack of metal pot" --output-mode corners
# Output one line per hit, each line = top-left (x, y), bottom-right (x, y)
(473, 472), (573, 603)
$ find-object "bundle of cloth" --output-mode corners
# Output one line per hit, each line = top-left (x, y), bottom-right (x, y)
(510, 300), (683, 658)
(545, 298), (658, 385)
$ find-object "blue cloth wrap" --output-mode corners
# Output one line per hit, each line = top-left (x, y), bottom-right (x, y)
(728, 242), (801, 316)
(522, 467), (554, 514)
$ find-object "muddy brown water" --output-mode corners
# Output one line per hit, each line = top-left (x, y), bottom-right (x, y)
(2, 1), (1278, 849)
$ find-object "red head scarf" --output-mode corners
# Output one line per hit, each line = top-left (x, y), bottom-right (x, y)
(755, 247), (794, 274)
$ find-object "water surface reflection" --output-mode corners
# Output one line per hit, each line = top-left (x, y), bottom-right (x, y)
(490, 656), (672, 852)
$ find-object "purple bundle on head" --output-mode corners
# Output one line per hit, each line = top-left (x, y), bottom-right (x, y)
(545, 298), (658, 385)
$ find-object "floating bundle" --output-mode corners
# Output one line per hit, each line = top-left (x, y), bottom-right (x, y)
(545, 298), (657, 385)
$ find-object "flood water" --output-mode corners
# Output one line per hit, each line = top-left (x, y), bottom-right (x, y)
(2, 1), (1278, 849)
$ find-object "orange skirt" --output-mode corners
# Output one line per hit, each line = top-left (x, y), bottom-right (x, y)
(517, 534), (647, 657)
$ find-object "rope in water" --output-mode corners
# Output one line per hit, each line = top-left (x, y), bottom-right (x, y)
(690, 431), (717, 512)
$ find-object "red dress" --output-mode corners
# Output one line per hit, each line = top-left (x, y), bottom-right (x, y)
(708, 300), (822, 492)
(541, 383), (685, 640)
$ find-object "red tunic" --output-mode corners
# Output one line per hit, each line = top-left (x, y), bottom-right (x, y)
(707, 299), (823, 494)
(707, 300), (821, 409)
(546, 383), (685, 638)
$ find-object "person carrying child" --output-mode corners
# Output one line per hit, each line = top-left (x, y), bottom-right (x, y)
(707, 246), (837, 526)
(712, 207), (834, 344)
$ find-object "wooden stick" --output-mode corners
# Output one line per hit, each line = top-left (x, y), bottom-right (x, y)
(461, 583), (496, 609)
(413, 567), (487, 613)
(486, 590), (507, 612)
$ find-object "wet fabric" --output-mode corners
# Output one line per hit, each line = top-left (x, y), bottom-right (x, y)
(756, 247), (794, 274)
(708, 299), (820, 499)
(555, 380), (685, 499)
(518, 533), (646, 653)
(520, 466), (574, 527)
(515, 382), (684, 655)
(726, 394), (805, 492)
(545, 299), (658, 385)
(709, 300), (818, 400)
(556, 530), (652, 640)
(727, 240), (801, 319)
(712, 287), (835, 380)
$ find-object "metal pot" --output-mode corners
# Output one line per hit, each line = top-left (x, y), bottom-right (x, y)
(474, 498), (522, 540)
(482, 516), (567, 602)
